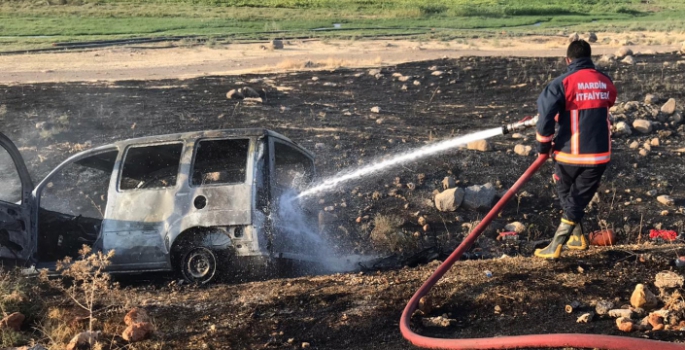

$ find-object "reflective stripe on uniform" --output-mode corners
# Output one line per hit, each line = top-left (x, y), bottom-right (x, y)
(553, 151), (611, 165)
(536, 132), (553, 142)
(571, 109), (580, 154)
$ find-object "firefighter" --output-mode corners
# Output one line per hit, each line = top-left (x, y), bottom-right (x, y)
(534, 40), (617, 259)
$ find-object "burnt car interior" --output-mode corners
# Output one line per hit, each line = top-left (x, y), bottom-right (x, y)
(119, 143), (183, 190)
(37, 150), (118, 262)
(191, 138), (249, 186)
(274, 142), (314, 194)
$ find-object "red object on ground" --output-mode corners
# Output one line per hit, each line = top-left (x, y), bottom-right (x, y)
(589, 230), (616, 246)
(400, 154), (685, 350)
(649, 230), (678, 241)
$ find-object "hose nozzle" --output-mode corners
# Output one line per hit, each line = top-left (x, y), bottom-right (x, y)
(502, 115), (539, 134)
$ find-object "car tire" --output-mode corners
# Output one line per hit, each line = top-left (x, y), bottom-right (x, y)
(179, 246), (218, 284)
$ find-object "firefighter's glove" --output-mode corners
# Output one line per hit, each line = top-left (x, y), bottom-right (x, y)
(538, 141), (552, 156)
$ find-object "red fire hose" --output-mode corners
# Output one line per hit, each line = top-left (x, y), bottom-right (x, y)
(400, 154), (685, 350)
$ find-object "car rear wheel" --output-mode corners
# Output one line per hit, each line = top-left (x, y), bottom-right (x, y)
(180, 246), (218, 284)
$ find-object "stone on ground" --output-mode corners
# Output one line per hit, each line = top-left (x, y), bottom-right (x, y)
(435, 188), (465, 212)
(586, 32), (598, 43)
(504, 221), (526, 234)
(632, 119), (653, 134)
(661, 98), (677, 115)
(514, 144), (533, 156)
(568, 32), (579, 42)
(442, 176), (456, 190)
(621, 55), (635, 65)
(630, 284), (658, 310)
(613, 121), (632, 137)
(467, 139), (490, 152)
(655, 271), (684, 290)
(271, 40), (284, 50)
(463, 183), (497, 210)
(657, 195), (675, 206)
(616, 46), (633, 59)
(645, 93), (660, 105)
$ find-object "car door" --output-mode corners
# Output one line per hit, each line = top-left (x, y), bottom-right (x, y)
(268, 138), (318, 260)
(100, 141), (186, 271)
(0, 132), (34, 262)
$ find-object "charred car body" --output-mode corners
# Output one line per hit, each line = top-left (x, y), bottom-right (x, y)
(0, 129), (318, 283)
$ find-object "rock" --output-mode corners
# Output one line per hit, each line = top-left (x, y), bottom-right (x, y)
(463, 183), (497, 210)
(124, 308), (150, 326)
(655, 271), (684, 290)
(647, 189), (658, 197)
(311, 76), (319, 81)
(467, 139), (491, 152)
(271, 40), (284, 49)
(650, 138), (660, 147)
(589, 230), (616, 246)
(514, 144), (533, 156)
(504, 221), (526, 234)
(630, 284), (658, 310)
(418, 296), (433, 314)
(616, 46), (633, 59)
(418, 216), (427, 226)
(240, 87), (261, 98)
(661, 98), (677, 115)
(369, 68), (383, 76)
(226, 89), (242, 100)
(639, 148), (649, 157)
(613, 121), (632, 137)
(422, 316), (453, 327)
(621, 55), (635, 65)
(597, 54), (615, 66)
(643, 142), (652, 152)
(633, 119), (653, 134)
(435, 188), (465, 212)
(616, 317), (635, 332)
(657, 195), (675, 206)
(302, 342), (311, 348)
(122, 322), (153, 342)
(568, 32), (579, 42)
(0, 312), (24, 331)
(645, 93), (660, 104)
(442, 176), (456, 190)
(609, 309), (634, 318)
(413, 80), (421, 86)
(370, 106), (381, 114)
(671, 112), (683, 125)
(649, 313), (665, 330)
(629, 141), (639, 149)
(431, 71), (445, 76)
(595, 300), (615, 315)
(66, 331), (100, 350)
(577, 312), (594, 323)
(398, 76), (410, 82)
(587, 32), (598, 43)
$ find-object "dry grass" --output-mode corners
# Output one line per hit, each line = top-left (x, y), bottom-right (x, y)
(370, 214), (416, 251)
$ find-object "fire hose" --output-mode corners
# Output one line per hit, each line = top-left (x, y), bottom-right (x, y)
(400, 149), (685, 349)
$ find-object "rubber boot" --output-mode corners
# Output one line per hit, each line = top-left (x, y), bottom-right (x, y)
(534, 219), (575, 259)
(566, 223), (588, 250)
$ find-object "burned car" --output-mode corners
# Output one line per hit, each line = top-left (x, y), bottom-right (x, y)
(0, 129), (319, 283)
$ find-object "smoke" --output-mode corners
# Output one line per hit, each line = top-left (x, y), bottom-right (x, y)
(272, 190), (378, 273)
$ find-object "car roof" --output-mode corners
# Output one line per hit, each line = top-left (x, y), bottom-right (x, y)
(110, 128), (314, 159)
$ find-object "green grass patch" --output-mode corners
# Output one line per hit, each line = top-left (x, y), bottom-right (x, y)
(1, 0), (685, 51)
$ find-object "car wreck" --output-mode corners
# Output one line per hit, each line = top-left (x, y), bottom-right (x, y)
(0, 129), (320, 283)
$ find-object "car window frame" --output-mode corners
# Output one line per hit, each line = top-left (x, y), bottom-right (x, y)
(188, 137), (252, 188)
(117, 141), (185, 193)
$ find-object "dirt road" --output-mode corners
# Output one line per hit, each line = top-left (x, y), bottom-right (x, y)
(0, 33), (682, 84)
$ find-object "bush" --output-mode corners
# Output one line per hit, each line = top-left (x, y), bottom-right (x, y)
(370, 214), (415, 251)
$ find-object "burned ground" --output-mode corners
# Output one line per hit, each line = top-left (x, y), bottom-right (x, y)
(2, 53), (685, 349)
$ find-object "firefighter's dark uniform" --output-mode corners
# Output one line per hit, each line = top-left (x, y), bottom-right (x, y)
(534, 56), (617, 259)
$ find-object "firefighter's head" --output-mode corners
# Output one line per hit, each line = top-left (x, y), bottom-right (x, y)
(566, 39), (592, 65)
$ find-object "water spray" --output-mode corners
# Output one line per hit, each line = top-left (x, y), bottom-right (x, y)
(297, 116), (539, 199)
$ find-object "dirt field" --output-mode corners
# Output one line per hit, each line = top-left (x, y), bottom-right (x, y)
(2, 46), (685, 349)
